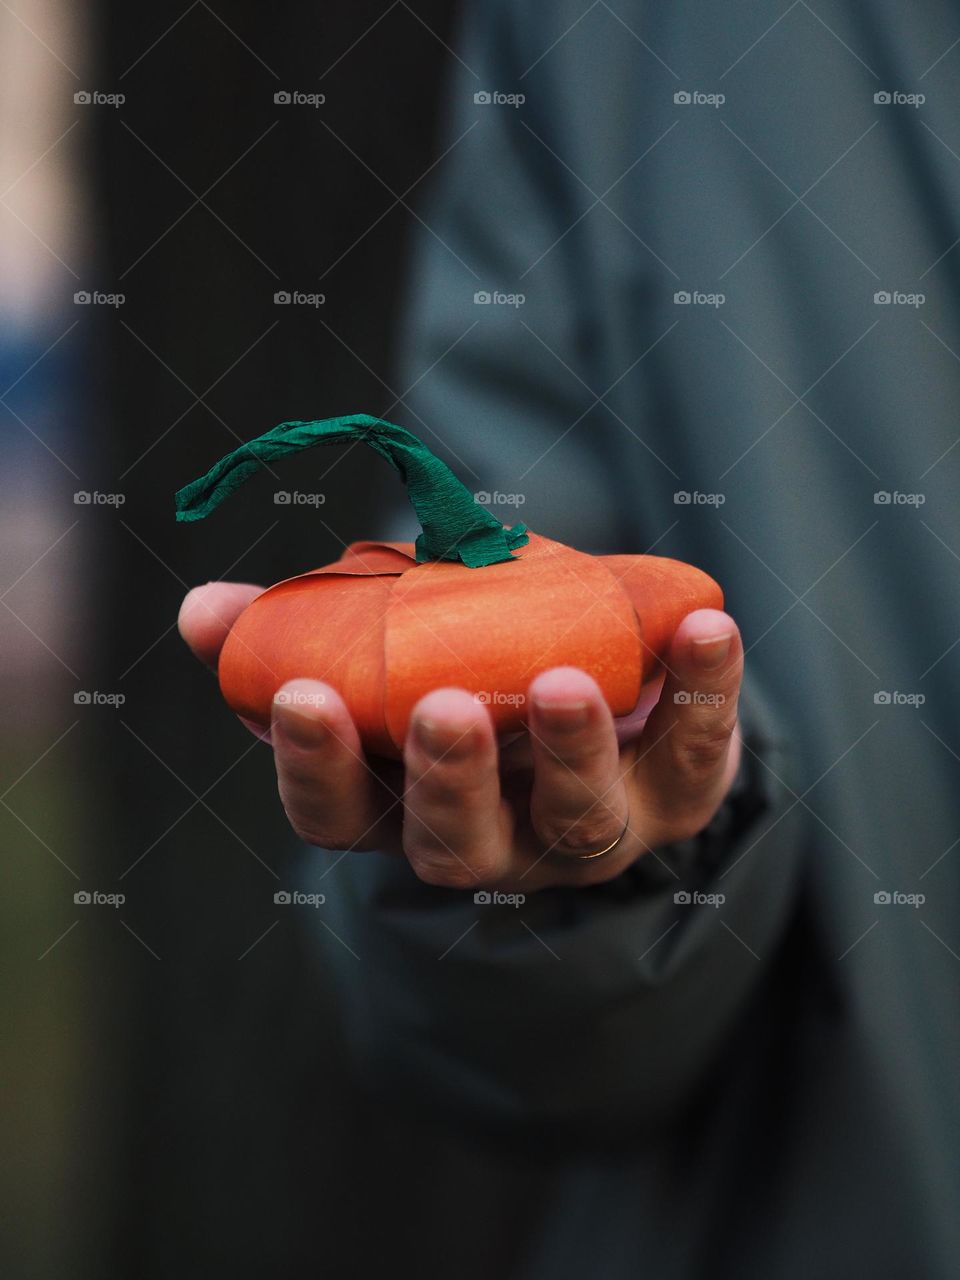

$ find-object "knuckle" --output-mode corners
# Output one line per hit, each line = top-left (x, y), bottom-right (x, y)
(406, 847), (479, 890)
(671, 723), (732, 778)
(535, 807), (622, 856)
(286, 817), (337, 848)
(278, 757), (320, 793)
(413, 777), (463, 808)
(541, 732), (609, 773)
(409, 762), (494, 809)
(277, 773), (329, 822)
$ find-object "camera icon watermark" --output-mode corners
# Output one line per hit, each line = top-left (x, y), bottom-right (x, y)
(674, 889), (725, 907)
(274, 290), (324, 307)
(74, 290), (125, 308)
(674, 690), (726, 706)
(473, 689), (526, 706)
(674, 89), (724, 108)
(874, 90), (924, 107)
(473, 90), (525, 107)
(74, 889), (125, 907)
(273, 490), (325, 506)
(473, 889), (525, 907)
(873, 690), (925, 707)
(274, 90), (325, 107)
(473, 289), (525, 307)
(74, 690), (126, 707)
(274, 889), (326, 906)
(74, 90), (125, 108)
(74, 490), (126, 506)
(274, 688), (327, 708)
(473, 489), (525, 507)
(673, 289), (725, 307)
(874, 290), (924, 307)
(874, 889), (925, 907)
(873, 490), (925, 506)
(673, 490), (725, 506)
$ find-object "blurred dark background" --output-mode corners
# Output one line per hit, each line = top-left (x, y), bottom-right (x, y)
(1, 3), (516, 1275)
(9, 4), (959, 1276)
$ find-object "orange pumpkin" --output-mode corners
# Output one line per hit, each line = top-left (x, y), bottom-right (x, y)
(176, 416), (722, 757)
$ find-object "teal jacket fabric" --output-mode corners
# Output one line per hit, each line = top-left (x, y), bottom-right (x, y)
(308, 3), (960, 1275)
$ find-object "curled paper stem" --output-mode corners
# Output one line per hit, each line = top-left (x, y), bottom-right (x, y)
(174, 414), (529, 568)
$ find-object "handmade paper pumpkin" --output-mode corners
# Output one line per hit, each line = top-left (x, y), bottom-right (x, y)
(176, 416), (723, 758)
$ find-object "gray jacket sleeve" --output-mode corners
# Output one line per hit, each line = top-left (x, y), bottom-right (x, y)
(312, 0), (808, 1135)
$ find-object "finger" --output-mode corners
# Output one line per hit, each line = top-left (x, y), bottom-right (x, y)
(272, 678), (389, 850)
(403, 688), (508, 888)
(496, 665), (670, 773)
(495, 670), (664, 775)
(526, 666), (629, 859)
(635, 608), (743, 841)
(178, 582), (264, 669)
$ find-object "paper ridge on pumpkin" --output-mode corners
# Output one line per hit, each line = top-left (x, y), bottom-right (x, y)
(381, 532), (644, 750)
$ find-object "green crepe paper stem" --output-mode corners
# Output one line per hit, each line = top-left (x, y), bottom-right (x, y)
(174, 414), (529, 568)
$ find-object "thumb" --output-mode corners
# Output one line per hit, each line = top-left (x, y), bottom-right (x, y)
(634, 608), (743, 842)
(178, 582), (264, 670)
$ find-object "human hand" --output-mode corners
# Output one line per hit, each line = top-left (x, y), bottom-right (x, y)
(179, 583), (742, 891)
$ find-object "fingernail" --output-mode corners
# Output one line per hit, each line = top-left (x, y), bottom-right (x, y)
(275, 701), (328, 747)
(691, 634), (732, 669)
(414, 717), (475, 759)
(532, 695), (590, 729)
